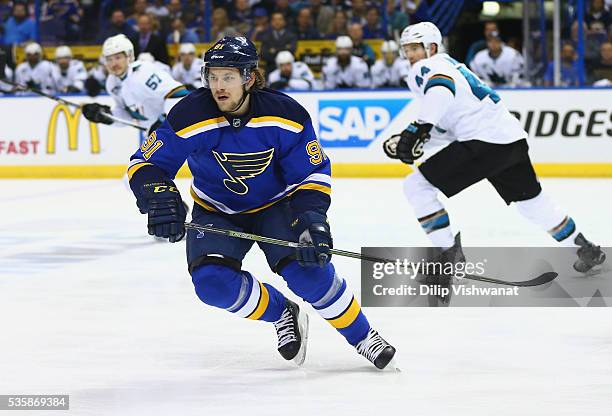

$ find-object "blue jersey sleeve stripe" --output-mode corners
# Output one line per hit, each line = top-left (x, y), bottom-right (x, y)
(424, 74), (456, 96)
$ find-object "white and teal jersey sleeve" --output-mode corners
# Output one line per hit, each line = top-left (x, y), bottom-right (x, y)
(407, 53), (526, 144)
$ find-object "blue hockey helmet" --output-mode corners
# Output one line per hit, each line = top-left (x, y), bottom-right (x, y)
(201, 36), (259, 88)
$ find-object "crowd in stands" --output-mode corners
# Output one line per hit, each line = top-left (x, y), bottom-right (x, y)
(0, 0), (611, 94)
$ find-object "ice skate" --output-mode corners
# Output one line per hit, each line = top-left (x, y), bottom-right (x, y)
(273, 299), (309, 366)
(573, 233), (606, 273)
(355, 328), (397, 370)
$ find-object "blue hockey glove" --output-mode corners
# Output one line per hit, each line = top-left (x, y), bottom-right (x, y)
(396, 121), (433, 164)
(140, 181), (187, 242)
(291, 211), (333, 267)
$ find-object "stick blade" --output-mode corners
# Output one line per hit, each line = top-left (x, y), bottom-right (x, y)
(514, 271), (558, 287)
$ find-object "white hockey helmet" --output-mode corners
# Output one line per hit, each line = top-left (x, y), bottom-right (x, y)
(400, 22), (442, 57)
(335, 35), (353, 50)
(102, 34), (135, 62)
(137, 52), (155, 62)
(54, 45), (72, 60)
(179, 43), (196, 55)
(24, 42), (42, 56)
(275, 50), (294, 66)
(381, 40), (399, 54)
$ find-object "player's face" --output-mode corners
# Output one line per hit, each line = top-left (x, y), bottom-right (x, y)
(26, 53), (40, 66)
(402, 43), (426, 65)
(105, 52), (129, 77)
(208, 67), (248, 112)
(279, 62), (292, 76)
(56, 57), (70, 71)
(181, 52), (195, 67)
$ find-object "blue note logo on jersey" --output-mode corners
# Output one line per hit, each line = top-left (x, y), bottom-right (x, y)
(212, 148), (275, 195)
(318, 99), (412, 147)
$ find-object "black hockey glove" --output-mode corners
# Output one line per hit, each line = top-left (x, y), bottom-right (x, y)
(147, 114), (166, 137)
(291, 211), (333, 267)
(395, 122), (433, 164)
(140, 180), (187, 243)
(81, 103), (113, 125)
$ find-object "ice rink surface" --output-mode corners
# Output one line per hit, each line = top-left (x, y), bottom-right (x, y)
(1, 178), (611, 415)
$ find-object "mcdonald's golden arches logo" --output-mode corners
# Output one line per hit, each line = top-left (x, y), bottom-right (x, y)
(47, 104), (100, 154)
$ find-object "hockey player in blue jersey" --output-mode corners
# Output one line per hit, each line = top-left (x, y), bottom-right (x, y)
(127, 36), (397, 369)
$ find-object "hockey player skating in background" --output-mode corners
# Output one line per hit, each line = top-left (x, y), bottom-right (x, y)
(171, 43), (204, 90)
(322, 36), (371, 89)
(469, 31), (524, 88)
(384, 22), (605, 279)
(127, 36), (397, 369)
(81, 34), (189, 136)
(50, 46), (87, 93)
(370, 40), (411, 88)
(267, 50), (316, 91)
(14, 43), (55, 94)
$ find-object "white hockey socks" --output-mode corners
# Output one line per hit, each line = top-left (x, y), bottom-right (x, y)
(403, 170), (454, 249)
(514, 192), (580, 247)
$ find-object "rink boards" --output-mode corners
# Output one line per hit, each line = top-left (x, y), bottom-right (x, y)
(0, 88), (610, 178)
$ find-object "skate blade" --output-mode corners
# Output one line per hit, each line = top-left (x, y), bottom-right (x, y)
(292, 312), (309, 366)
(382, 357), (401, 372)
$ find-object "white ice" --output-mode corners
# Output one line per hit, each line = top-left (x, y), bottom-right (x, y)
(1, 178), (611, 416)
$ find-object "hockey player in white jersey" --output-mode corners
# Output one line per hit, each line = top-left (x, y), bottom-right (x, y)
(137, 52), (172, 74)
(50, 46), (87, 93)
(469, 31), (524, 87)
(1, 65), (14, 94)
(14, 43), (55, 94)
(371, 40), (411, 88)
(322, 36), (371, 89)
(384, 22), (605, 290)
(267, 50), (316, 90)
(82, 34), (189, 135)
(171, 43), (203, 90)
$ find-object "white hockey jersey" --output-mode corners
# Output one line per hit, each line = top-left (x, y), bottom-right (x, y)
(371, 57), (411, 88)
(0, 65), (14, 94)
(406, 53), (526, 144)
(50, 59), (87, 93)
(469, 45), (525, 87)
(14, 60), (55, 94)
(105, 61), (185, 130)
(171, 57), (204, 90)
(267, 61), (316, 90)
(322, 55), (371, 89)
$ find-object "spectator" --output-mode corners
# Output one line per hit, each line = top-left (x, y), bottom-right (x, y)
(167, 0), (182, 21)
(172, 42), (203, 90)
(362, 6), (385, 39)
(348, 22), (375, 67)
(259, 12), (297, 71)
(182, 0), (203, 29)
(230, 0), (252, 35)
(470, 31), (525, 87)
(248, 7), (269, 42)
(146, 0), (168, 18)
(348, 0), (369, 25)
(209, 7), (237, 41)
(322, 35), (371, 89)
(571, 20), (605, 64)
(0, 0), (12, 23)
(131, 13), (169, 64)
(127, 0), (149, 31)
(465, 20), (499, 65)
(310, 0), (335, 37)
(585, 0), (610, 33)
(2, 3), (36, 46)
(15, 42), (55, 94)
(544, 42), (580, 86)
(371, 40), (411, 88)
(295, 7), (319, 40)
(50, 45), (87, 93)
(272, 0), (296, 28)
(40, 0), (83, 42)
(326, 9), (349, 39)
(590, 41), (612, 84)
(267, 50), (316, 90)
(98, 9), (137, 42)
(166, 17), (199, 44)
(385, 0), (409, 40)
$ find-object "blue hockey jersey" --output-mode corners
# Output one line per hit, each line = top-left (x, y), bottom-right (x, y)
(127, 88), (331, 215)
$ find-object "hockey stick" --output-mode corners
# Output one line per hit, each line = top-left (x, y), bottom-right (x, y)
(0, 74), (146, 131)
(184, 222), (558, 287)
